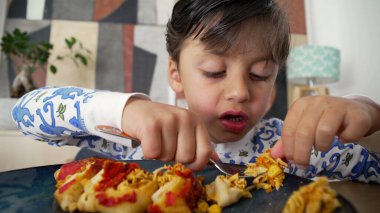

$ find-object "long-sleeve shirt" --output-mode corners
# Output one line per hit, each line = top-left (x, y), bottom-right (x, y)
(12, 86), (380, 183)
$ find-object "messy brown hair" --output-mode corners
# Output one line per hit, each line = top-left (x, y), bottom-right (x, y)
(166, 0), (290, 66)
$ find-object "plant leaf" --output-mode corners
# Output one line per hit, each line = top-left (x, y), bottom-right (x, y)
(75, 53), (88, 65)
(50, 65), (57, 74)
(65, 37), (76, 49)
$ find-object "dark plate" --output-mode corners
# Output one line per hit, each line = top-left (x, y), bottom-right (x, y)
(0, 160), (356, 213)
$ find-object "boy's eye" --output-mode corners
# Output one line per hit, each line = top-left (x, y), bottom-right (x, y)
(203, 71), (226, 78)
(249, 73), (270, 81)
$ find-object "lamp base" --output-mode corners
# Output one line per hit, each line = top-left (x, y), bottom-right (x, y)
(291, 85), (329, 103)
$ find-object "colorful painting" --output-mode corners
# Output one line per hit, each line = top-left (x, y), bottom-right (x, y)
(1, 0), (172, 103)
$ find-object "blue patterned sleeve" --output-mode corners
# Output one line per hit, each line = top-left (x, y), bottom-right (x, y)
(288, 138), (380, 183)
(11, 86), (149, 160)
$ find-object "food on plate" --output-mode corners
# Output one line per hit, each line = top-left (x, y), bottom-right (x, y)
(77, 160), (157, 213)
(205, 173), (252, 207)
(149, 163), (205, 213)
(244, 149), (288, 192)
(54, 157), (343, 213)
(54, 157), (107, 212)
(282, 177), (341, 213)
(54, 158), (251, 213)
(54, 157), (157, 213)
(195, 200), (222, 213)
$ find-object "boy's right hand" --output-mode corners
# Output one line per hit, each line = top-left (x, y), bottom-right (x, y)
(121, 98), (212, 171)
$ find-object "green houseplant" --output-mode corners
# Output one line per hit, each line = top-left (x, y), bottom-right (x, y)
(0, 28), (92, 97)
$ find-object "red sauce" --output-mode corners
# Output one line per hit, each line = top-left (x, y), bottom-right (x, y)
(84, 160), (105, 179)
(58, 179), (76, 194)
(173, 168), (193, 179)
(163, 179), (198, 208)
(57, 157), (105, 180)
(167, 166), (204, 210)
(185, 178), (205, 210)
(96, 191), (137, 206)
(183, 180), (194, 197)
(165, 191), (177, 206)
(147, 204), (163, 213)
(95, 161), (139, 192)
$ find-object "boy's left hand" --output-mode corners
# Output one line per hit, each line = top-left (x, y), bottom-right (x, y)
(271, 95), (380, 167)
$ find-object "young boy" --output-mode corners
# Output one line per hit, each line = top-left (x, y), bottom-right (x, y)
(12, 0), (380, 183)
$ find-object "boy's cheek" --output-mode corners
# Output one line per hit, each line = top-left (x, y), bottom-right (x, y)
(187, 101), (216, 121)
(186, 89), (216, 109)
(191, 103), (214, 117)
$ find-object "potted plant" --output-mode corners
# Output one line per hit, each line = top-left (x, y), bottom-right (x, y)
(0, 28), (91, 97)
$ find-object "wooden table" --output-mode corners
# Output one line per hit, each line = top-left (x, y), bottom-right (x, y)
(331, 181), (380, 213)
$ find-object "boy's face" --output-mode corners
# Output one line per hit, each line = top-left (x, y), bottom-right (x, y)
(169, 37), (279, 144)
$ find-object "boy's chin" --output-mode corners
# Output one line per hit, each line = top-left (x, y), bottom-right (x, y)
(210, 132), (246, 144)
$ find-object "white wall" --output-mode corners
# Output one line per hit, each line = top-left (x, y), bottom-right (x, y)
(0, 131), (80, 172)
(305, 0), (380, 103)
(26, 0), (45, 20)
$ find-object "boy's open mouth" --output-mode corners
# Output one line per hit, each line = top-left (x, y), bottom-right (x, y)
(223, 114), (245, 122)
(219, 111), (249, 133)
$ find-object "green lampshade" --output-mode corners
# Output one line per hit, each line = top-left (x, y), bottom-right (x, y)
(287, 45), (340, 85)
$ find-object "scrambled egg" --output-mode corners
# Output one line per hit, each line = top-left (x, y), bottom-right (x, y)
(245, 149), (288, 192)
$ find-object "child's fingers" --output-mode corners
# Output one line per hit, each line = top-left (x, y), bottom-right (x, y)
(282, 99), (306, 161)
(338, 109), (371, 142)
(315, 109), (344, 152)
(140, 126), (162, 160)
(159, 122), (178, 162)
(292, 104), (323, 166)
(270, 138), (285, 159)
(187, 124), (212, 171)
(175, 123), (196, 163)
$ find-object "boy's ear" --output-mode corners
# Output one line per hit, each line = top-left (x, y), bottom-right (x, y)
(168, 57), (184, 93)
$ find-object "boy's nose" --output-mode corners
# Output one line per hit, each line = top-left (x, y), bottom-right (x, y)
(224, 77), (250, 103)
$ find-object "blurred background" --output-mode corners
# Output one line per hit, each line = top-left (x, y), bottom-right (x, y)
(0, 0), (379, 162)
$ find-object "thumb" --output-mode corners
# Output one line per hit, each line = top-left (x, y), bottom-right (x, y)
(271, 138), (285, 159)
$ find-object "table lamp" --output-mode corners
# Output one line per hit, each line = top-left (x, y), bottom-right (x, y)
(287, 45), (340, 102)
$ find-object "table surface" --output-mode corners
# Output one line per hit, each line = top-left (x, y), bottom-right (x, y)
(330, 180), (380, 213)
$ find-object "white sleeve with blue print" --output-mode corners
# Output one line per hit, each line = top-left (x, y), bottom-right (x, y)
(292, 140), (380, 183)
(11, 86), (148, 160)
(215, 118), (380, 183)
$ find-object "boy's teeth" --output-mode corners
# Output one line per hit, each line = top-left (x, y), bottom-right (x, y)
(228, 117), (242, 122)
